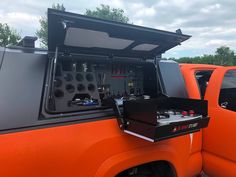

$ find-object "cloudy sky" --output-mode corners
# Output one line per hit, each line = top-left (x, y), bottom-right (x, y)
(0, 0), (236, 58)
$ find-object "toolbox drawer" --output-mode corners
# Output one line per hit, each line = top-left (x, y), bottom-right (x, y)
(121, 97), (209, 142)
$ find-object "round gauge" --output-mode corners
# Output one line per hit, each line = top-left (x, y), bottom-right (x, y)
(66, 84), (75, 93)
(64, 73), (73, 81)
(76, 73), (84, 82)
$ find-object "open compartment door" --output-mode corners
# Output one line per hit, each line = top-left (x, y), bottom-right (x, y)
(47, 8), (190, 58)
(44, 8), (191, 116)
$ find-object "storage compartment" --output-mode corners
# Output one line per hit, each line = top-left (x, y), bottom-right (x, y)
(46, 55), (158, 113)
(44, 9), (191, 115)
(39, 9), (210, 142)
(120, 97), (209, 142)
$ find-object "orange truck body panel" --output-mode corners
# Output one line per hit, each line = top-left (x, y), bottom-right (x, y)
(1, 63), (235, 177)
(0, 118), (202, 177)
(181, 64), (236, 177)
(203, 66), (236, 177)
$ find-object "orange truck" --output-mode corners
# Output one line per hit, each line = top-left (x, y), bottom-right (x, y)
(0, 9), (235, 177)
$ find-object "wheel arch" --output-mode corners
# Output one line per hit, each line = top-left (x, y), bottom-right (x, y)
(94, 145), (180, 177)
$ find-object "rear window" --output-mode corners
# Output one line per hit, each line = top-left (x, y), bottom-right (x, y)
(195, 70), (213, 99)
(219, 70), (236, 112)
(221, 70), (236, 89)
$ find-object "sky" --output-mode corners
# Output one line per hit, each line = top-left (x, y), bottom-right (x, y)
(0, 0), (236, 58)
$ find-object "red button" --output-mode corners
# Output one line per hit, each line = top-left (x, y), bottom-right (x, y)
(189, 110), (195, 116)
(181, 111), (188, 117)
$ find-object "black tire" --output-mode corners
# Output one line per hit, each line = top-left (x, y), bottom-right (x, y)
(116, 161), (176, 177)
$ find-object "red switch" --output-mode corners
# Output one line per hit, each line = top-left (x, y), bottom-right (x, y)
(181, 111), (188, 117)
(189, 110), (195, 116)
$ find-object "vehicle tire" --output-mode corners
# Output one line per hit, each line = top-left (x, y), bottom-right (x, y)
(123, 174), (163, 177)
(116, 161), (175, 177)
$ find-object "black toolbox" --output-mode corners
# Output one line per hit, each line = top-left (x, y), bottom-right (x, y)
(110, 97), (209, 142)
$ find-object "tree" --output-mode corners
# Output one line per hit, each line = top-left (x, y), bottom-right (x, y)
(36, 3), (65, 48)
(0, 23), (21, 47)
(85, 4), (129, 23)
(36, 4), (129, 47)
(176, 46), (236, 66)
(215, 46), (235, 66)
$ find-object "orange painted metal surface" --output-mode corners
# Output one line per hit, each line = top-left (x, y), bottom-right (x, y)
(180, 64), (221, 177)
(0, 117), (201, 177)
(181, 64), (236, 176)
(0, 63), (223, 177)
(180, 64), (220, 99)
(203, 66), (236, 177)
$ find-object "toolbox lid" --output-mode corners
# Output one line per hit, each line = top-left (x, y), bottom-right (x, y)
(48, 9), (191, 58)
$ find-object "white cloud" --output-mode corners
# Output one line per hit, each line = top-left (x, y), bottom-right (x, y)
(201, 3), (221, 13)
(0, 11), (40, 36)
(6, 12), (39, 22)
(129, 3), (156, 18)
(1, 0), (236, 58)
(133, 19), (144, 26)
(206, 39), (227, 46)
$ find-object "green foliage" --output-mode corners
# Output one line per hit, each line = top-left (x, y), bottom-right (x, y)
(52, 3), (65, 11)
(176, 46), (236, 66)
(36, 3), (65, 48)
(85, 4), (129, 23)
(36, 4), (129, 47)
(215, 46), (235, 66)
(36, 16), (48, 48)
(0, 23), (21, 47)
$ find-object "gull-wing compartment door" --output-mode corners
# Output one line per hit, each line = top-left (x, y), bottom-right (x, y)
(203, 66), (236, 177)
(44, 8), (191, 116)
(47, 8), (190, 58)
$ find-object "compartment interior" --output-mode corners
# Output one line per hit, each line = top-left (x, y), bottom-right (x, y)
(46, 55), (159, 113)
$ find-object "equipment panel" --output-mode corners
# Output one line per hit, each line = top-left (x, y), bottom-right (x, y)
(47, 56), (153, 113)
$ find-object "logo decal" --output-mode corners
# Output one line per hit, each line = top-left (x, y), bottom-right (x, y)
(172, 123), (198, 132)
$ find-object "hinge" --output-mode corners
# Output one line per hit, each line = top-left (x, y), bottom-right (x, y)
(104, 98), (128, 130)
(47, 47), (59, 110)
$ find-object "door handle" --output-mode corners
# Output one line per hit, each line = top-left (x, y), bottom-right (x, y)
(221, 102), (228, 108)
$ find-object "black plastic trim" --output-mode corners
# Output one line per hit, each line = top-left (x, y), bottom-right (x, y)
(0, 47), (5, 70)
(0, 114), (115, 135)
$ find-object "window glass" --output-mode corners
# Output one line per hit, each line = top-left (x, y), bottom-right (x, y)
(219, 70), (236, 111)
(221, 70), (236, 89)
(195, 70), (213, 99)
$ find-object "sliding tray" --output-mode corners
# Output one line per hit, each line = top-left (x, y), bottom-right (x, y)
(117, 97), (210, 142)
